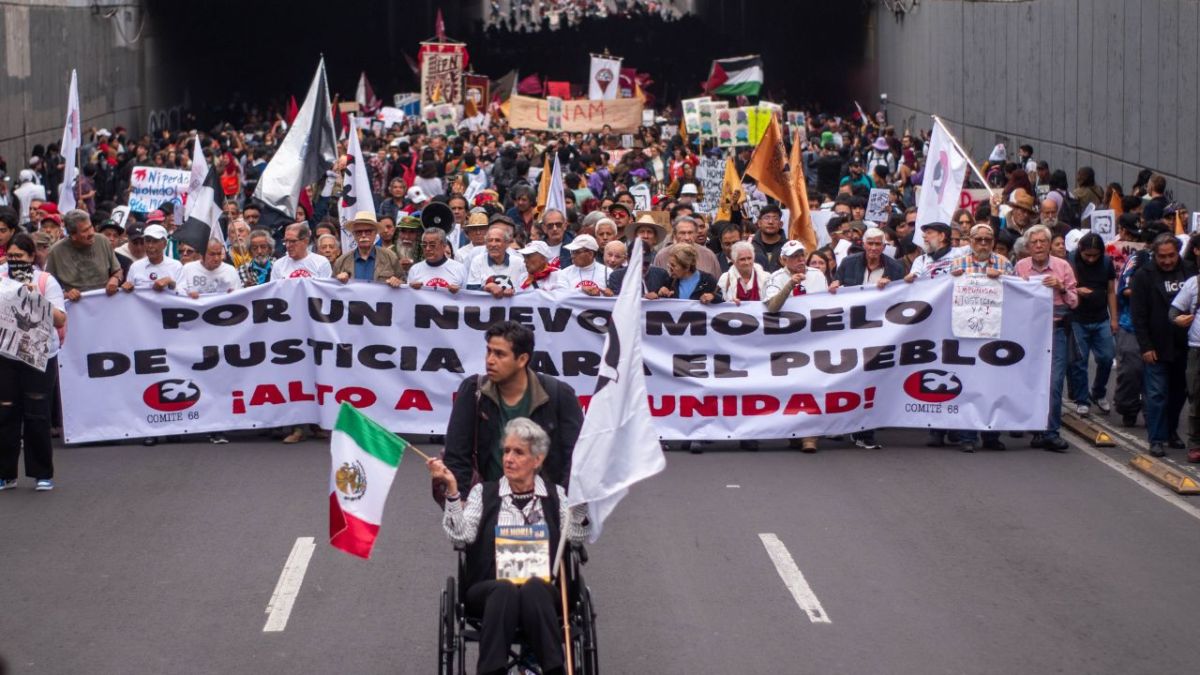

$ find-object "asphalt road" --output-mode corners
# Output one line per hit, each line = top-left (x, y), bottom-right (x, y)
(3, 430), (1200, 675)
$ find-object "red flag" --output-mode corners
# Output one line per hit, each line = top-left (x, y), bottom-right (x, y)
(517, 73), (543, 95)
(435, 8), (446, 40)
(286, 95), (298, 125)
(546, 81), (572, 99)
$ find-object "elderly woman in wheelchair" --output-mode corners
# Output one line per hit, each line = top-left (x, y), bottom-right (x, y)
(428, 417), (589, 675)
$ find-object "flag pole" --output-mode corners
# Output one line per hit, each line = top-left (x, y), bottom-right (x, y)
(931, 115), (995, 196)
(560, 567), (575, 675)
(404, 444), (432, 462)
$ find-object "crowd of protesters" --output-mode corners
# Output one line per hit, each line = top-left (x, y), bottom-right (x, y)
(2, 82), (1198, 493)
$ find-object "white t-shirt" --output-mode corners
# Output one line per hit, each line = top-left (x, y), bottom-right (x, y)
(908, 245), (970, 280)
(467, 251), (525, 289)
(126, 256), (183, 289)
(270, 253), (332, 280)
(177, 261), (243, 296)
(455, 242), (485, 266)
(407, 257), (467, 290)
(1171, 276), (1200, 347)
(764, 266), (828, 299)
(558, 262), (611, 293)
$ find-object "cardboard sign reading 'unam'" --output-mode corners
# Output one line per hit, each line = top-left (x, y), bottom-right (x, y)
(508, 95), (644, 133)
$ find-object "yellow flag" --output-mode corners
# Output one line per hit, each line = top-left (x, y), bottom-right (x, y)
(716, 156), (744, 222)
(535, 154), (552, 214)
(744, 115), (816, 253)
(787, 128), (814, 248)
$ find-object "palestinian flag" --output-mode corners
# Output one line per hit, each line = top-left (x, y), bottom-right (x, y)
(705, 55), (764, 97)
(328, 403), (409, 559)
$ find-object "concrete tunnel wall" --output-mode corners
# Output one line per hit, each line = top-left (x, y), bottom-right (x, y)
(875, 0), (1200, 209)
(0, 1), (152, 183)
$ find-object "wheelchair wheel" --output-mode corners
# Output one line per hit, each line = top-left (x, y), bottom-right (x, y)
(573, 585), (599, 675)
(438, 576), (456, 675)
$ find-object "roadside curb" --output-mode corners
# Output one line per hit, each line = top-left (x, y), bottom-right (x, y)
(1063, 410), (1200, 495)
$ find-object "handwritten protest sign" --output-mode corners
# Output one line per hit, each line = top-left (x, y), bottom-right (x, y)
(129, 167), (189, 214)
(952, 275), (1004, 339)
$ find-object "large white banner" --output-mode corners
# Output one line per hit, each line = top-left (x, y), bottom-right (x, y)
(59, 278), (1053, 443)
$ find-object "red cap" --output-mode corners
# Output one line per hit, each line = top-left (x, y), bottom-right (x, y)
(39, 202), (60, 215)
(146, 210), (166, 224)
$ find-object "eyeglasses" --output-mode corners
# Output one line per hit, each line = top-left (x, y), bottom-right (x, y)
(972, 237), (994, 243)
(543, 221), (565, 229)
(179, 248), (197, 256)
(282, 239), (301, 245)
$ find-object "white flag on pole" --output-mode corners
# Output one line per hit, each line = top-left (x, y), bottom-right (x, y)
(566, 236), (666, 542)
(546, 154), (567, 218)
(57, 69), (81, 213)
(588, 55), (622, 101)
(355, 72), (381, 114)
(339, 119), (376, 251)
(175, 135), (224, 251)
(915, 117), (968, 233)
(253, 58), (337, 218)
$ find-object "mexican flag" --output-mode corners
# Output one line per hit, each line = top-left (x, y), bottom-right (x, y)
(705, 55), (764, 97)
(328, 403), (409, 559)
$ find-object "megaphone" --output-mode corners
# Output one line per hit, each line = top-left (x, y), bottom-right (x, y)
(421, 202), (454, 232)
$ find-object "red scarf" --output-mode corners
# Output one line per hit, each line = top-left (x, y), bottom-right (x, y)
(521, 259), (560, 289)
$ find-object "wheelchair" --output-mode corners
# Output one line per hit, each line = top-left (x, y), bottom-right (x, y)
(438, 541), (599, 675)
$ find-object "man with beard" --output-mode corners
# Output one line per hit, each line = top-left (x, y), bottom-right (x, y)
(393, 215), (424, 281)
(238, 229), (275, 287)
(904, 222), (966, 281)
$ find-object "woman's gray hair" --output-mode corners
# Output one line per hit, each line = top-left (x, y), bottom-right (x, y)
(730, 240), (754, 259)
(503, 417), (550, 459)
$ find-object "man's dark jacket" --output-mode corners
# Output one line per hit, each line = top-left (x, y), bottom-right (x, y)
(1131, 258), (1195, 363)
(834, 252), (905, 287)
(444, 369), (583, 492)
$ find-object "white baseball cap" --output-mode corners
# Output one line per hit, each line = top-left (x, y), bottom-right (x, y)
(564, 234), (599, 252)
(516, 240), (553, 259)
(406, 186), (430, 204)
(780, 239), (805, 257)
(680, 184), (699, 195)
(143, 224), (169, 240)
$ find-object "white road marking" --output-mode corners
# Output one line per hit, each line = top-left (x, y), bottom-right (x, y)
(263, 537), (316, 632)
(1074, 444), (1200, 524)
(726, 484), (741, 489)
(758, 533), (831, 624)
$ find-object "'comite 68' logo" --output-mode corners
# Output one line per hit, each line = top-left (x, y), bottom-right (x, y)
(143, 379), (201, 412)
(903, 370), (962, 403)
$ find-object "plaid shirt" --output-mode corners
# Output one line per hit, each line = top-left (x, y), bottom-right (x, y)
(949, 252), (1014, 276)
